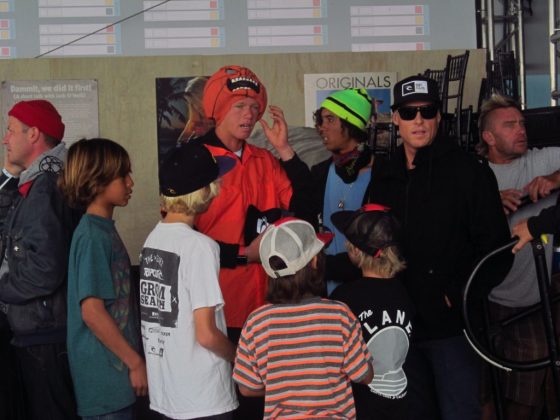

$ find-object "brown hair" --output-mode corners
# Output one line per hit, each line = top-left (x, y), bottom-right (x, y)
(59, 138), (131, 209)
(266, 253), (326, 304)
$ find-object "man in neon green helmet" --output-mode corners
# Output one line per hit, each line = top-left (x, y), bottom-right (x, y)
(309, 88), (375, 294)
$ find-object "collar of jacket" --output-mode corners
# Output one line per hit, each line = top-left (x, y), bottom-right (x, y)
(197, 129), (245, 156)
(393, 132), (457, 173)
(18, 180), (33, 197)
(196, 129), (268, 165)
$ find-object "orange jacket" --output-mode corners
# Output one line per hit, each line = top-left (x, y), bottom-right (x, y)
(195, 135), (293, 328)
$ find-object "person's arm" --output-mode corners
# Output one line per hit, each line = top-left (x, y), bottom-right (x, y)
(282, 154), (317, 225)
(233, 320), (265, 397)
(511, 219), (533, 253)
(0, 175), (70, 303)
(499, 188), (523, 215)
(259, 105), (294, 161)
(359, 362), (374, 385)
(193, 306), (236, 362)
(216, 241), (241, 268)
(445, 162), (513, 303)
(527, 201), (560, 237)
(81, 297), (148, 396)
(342, 308), (374, 385)
(524, 170), (560, 203)
(217, 237), (261, 266)
(238, 384), (265, 397)
(260, 105), (318, 224)
(512, 199), (560, 253)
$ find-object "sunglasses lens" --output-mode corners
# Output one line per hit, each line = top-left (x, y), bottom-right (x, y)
(398, 105), (438, 120)
(398, 107), (417, 120)
(420, 105), (438, 119)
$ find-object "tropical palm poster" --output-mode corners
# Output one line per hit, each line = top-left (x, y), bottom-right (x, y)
(155, 77), (193, 162)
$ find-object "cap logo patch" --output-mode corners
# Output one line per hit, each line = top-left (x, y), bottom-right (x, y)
(402, 80), (429, 97)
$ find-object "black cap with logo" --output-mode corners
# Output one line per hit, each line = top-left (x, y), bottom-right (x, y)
(391, 75), (441, 110)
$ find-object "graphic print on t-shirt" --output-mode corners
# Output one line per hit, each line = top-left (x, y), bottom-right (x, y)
(139, 247), (179, 328)
(367, 326), (409, 398)
(359, 308), (411, 399)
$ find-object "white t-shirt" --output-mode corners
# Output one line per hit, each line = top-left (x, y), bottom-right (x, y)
(489, 147), (560, 307)
(139, 222), (238, 419)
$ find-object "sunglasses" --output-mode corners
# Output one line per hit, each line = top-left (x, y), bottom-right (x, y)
(397, 104), (439, 121)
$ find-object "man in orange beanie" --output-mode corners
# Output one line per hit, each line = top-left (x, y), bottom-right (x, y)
(191, 66), (311, 418)
(0, 100), (79, 419)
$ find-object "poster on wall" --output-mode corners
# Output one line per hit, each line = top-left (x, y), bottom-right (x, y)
(303, 72), (398, 128)
(155, 76), (210, 163)
(0, 79), (99, 147)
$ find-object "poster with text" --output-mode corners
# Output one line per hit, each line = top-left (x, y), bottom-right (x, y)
(304, 72), (398, 128)
(1, 80), (99, 147)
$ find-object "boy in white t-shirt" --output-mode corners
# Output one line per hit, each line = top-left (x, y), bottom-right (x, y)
(139, 142), (238, 419)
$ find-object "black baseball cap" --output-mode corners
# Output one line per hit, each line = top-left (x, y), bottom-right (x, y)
(391, 75), (441, 110)
(331, 204), (401, 256)
(159, 142), (235, 197)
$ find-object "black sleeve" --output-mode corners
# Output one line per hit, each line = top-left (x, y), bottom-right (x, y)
(280, 153), (317, 226)
(448, 162), (514, 303)
(217, 241), (240, 269)
(527, 197), (560, 237)
(0, 178), (71, 304)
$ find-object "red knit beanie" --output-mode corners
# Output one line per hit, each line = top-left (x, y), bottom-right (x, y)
(8, 100), (65, 141)
(203, 65), (267, 125)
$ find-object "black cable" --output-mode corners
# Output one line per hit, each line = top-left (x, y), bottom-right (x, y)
(34, 0), (173, 58)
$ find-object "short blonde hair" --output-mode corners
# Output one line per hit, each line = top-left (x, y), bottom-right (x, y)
(346, 241), (406, 278)
(160, 180), (220, 216)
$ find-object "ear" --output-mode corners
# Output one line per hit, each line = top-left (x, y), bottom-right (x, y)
(436, 111), (441, 125)
(310, 255), (318, 270)
(26, 126), (41, 145)
(391, 111), (399, 126)
(481, 129), (495, 146)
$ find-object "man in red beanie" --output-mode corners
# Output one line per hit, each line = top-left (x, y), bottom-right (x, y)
(191, 66), (311, 418)
(0, 100), (79, 418)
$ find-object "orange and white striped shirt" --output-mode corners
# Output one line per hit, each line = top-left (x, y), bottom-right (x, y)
(233, 297), (372, 419)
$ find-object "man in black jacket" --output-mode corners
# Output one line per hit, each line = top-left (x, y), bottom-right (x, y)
(369, 76), (512, 420)
(0, 100), (79, 419)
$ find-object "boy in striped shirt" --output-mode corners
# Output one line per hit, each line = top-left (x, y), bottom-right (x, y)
(233, 218), (373, 419)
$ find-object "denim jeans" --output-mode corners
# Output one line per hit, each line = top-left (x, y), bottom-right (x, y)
(83, 404), (133, 420)
(405, 335), (482, 420)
